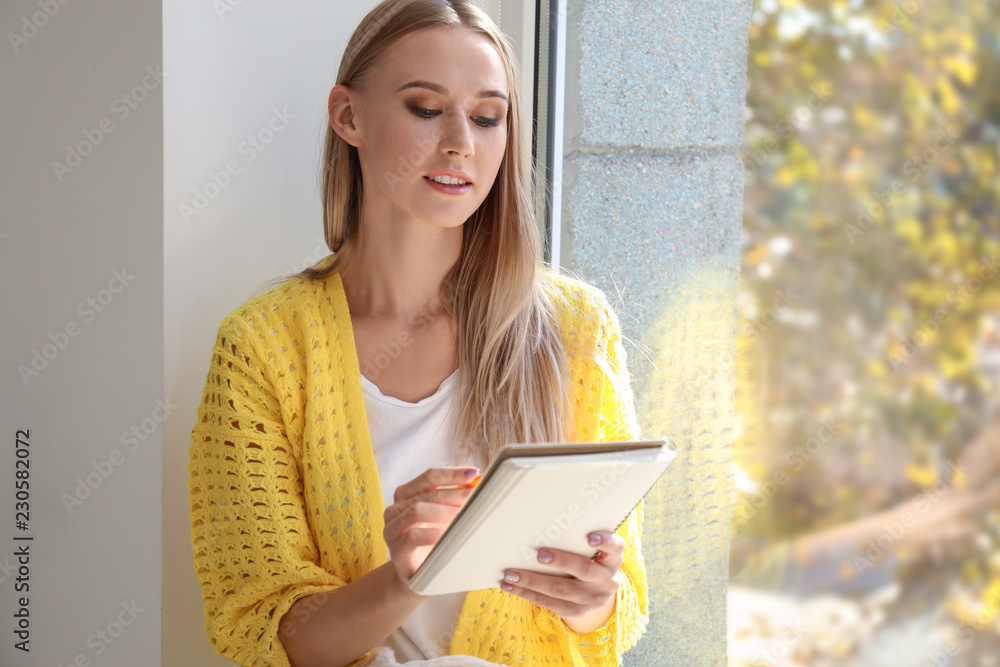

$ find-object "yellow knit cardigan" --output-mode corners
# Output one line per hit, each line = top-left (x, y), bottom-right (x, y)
(187, 258), (649, 667)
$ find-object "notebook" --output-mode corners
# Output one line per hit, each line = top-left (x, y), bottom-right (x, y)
(407, 438), (676, 596)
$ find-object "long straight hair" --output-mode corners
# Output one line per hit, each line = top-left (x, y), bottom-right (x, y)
(270, 0), (573, 467)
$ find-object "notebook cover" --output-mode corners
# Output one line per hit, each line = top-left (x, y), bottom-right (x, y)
(407, 439), (675, 596)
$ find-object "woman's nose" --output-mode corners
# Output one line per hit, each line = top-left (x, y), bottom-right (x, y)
(440, 110), (475, 158)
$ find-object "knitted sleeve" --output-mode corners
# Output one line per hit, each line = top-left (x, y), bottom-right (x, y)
(535, 290), (651, 665)
(187, 312), (363, 667)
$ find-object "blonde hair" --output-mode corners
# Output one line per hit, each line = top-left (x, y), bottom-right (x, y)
(269, 0), (572, 467)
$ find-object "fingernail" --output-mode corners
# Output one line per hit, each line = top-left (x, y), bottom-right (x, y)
(537, 549), (553, 563)
(464, 467), (479, 478)
(504, 570), (520, 583)
(588, 533), (602, 546)
(500, 582), (514, 592)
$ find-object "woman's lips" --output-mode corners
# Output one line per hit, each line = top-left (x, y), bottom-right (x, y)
(424, 176), (473, 195)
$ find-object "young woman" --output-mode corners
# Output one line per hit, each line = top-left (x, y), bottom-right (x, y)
(187, 2), (650, 666)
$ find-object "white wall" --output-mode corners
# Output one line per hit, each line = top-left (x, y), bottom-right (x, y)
(162, 2), (382, 664)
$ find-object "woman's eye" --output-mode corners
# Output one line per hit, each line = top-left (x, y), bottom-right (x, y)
(408, 105), (500, 129)
(409, 105), (439, 119)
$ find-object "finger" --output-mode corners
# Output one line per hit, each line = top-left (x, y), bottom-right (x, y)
(392, 486), (476, 511)
(501, 568), (617, 610)
(534, 533), (625, 580)
(384, 497), (459, 530)
(395, 525), (443, 551)
(392, 466), (477, 503)
(527, 545), (617, 586)
(393, 466), (479, 504)
(500, 584), (589, 619)
(585, 531), (626, 571)
(391, 526), (444, 574)
(383, 499), (460, 539)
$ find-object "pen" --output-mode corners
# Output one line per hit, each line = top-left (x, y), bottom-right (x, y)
(440, 474), (484, 490)
(458, 474), (483, 489)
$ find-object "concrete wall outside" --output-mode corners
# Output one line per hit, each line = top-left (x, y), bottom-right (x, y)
(559, 1), (752, 663)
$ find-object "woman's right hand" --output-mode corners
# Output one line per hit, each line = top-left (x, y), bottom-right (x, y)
(383, 466), (480, 594)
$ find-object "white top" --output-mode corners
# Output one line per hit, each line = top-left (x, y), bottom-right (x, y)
(361, 368), (505, 666)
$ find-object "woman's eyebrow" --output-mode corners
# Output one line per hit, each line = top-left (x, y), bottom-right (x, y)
(396, 80), (509, 104)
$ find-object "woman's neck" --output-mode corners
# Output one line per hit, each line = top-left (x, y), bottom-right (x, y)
(340, 216), (463, 320)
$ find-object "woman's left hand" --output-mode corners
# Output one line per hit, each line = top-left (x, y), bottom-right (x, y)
(499, 530), (623, 632)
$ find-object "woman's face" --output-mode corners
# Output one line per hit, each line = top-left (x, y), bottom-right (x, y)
(343, 26), (510, 231)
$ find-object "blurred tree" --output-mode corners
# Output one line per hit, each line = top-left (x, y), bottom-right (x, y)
(734, 0), (1000, 652)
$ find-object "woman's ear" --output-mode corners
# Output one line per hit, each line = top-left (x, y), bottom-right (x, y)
(328, 85), (364, 149)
